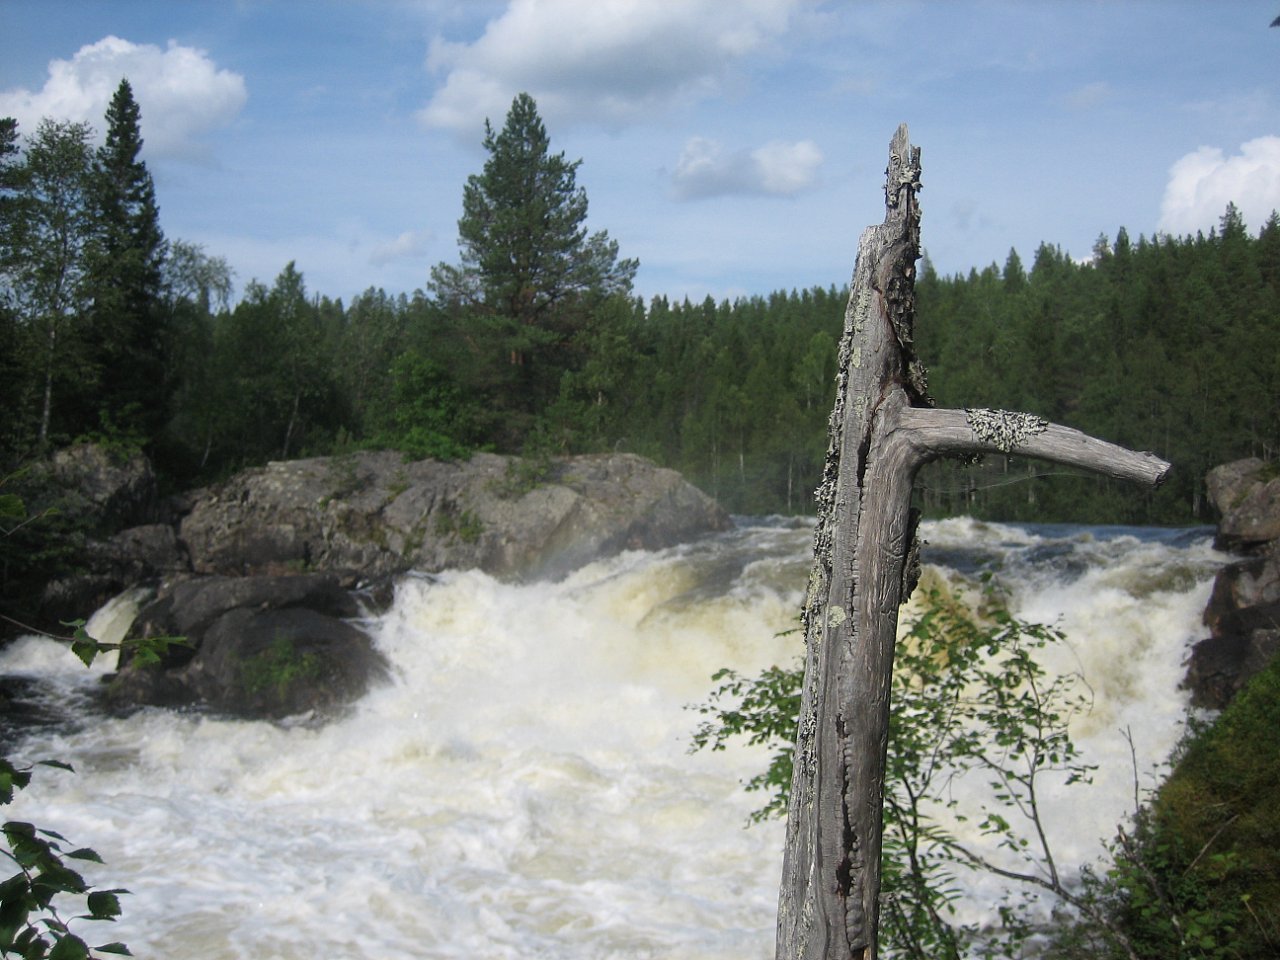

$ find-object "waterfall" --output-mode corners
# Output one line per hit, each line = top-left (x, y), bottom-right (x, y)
(0, 518), (1224, 958)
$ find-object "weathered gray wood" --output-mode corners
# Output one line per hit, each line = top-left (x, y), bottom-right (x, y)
(775, 125), (1170, 960)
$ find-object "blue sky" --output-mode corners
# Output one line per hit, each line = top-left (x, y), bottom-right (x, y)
(3, 1), (1279, 306)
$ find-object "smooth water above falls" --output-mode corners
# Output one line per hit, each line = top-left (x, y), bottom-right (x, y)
(2, 518), (1225, 959)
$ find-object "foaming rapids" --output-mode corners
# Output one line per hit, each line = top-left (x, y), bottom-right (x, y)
(1, 518), (1224, 957)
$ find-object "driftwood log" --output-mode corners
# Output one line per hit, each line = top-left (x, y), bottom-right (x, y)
(775, 125), (1170, 960)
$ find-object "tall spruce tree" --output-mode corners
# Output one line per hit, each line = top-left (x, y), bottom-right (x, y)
(429, 92), (636, 435)
(87, 78), (168, 444)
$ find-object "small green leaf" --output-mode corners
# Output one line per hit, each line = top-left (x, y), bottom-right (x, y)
(94, 942), (132, 956)
(48, 931), (90, 960)
(85, 891), (122, 920)
(36, 761), (74, 774)
(70, 640), (99, 669)
(14, 923), (49, 958)
(0, 893), (32, 947)
(65, 849), (103, 864)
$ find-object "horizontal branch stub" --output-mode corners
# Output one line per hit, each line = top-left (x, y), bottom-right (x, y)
(899, 406), (1171, 487)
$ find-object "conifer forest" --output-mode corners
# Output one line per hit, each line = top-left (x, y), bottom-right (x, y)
(3, 86), (1278, 527)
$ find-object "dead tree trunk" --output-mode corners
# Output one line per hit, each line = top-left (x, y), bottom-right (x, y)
(774, 124), (1170, 960)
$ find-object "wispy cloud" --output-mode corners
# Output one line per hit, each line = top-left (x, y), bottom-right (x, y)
(369, 230), (430, 267)
(1062, 80), (1110, 111)
(0, 35), (246, 160)
(1158, 136), (1280, 237)
(417, 0), (798, 133)
(670, 137), (823, 200)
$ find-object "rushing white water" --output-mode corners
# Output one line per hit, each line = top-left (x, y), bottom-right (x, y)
(1, 518), (1225, 958)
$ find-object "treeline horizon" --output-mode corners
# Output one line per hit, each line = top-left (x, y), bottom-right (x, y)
(4, 88), (1277, 528)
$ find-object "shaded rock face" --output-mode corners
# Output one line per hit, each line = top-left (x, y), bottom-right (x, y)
(107, 574), (386, 720)
(1185, 459), (1280, 708)
(20, 444), (162, 627)
(179, 451), (731, 582)
(45, 443), (157, 533)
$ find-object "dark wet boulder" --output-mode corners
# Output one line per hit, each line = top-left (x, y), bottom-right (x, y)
(106, 573), (385, 720)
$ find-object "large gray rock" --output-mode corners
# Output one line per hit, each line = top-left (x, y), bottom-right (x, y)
(178, 451), (731, 582)
(44, 442), (157, 533)
(1206, 458), (1280, 552)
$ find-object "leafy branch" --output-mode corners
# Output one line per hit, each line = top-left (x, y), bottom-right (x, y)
(690, 579), (1137, 959)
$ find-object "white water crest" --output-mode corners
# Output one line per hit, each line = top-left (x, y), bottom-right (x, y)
(1, 518), (1225, 958)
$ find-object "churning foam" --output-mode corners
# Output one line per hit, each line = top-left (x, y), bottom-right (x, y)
(1, 520), (1223, 957)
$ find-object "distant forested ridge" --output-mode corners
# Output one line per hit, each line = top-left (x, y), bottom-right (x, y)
(3, 89), (1277, 526)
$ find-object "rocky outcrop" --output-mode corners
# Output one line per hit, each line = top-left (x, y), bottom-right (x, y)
(178, 451), (731, 582)
(57, 447), (729, 720)
(15, 444), (165, 626)
(1185, 458), (1280, 708)
(1206, 457), (1280, 552)
(44, 442), (158, 532)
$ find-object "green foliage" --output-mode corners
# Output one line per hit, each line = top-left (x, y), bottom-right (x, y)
(368, 351), (480, 462)
(689, 658), (800, 823)
(83, 79), (169, 447)
(0, 117), (98, 453)
(59, 619), (189, 671)
(4, 79), (1278, 524)
(433, 505), (483, 544)
(238, 635), (322, 700)
(1051, 656), (1280, 959)
(691, 578), (1108, 959)
(488, 459), (549, 500)
(488, 429), (559, 499)
(1, 758), (132, 959)
(428, 93), (638, 435)
(0, 469), (92, 627)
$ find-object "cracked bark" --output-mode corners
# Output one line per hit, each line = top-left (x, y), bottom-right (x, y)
(774, 124), (1170, 960)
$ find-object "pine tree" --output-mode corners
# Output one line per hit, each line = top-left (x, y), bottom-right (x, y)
(86, 78), (168, 445)
(429, 92), (637, 433)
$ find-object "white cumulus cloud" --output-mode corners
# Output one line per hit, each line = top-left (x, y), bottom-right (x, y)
(0, 36), (246, 160)
(419, 0), (798, 132)
(1158, 136), (1280, 237)
(670, 136), (823, 200)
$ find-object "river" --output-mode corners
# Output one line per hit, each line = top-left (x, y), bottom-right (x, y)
(1, 517), (1225, 958)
